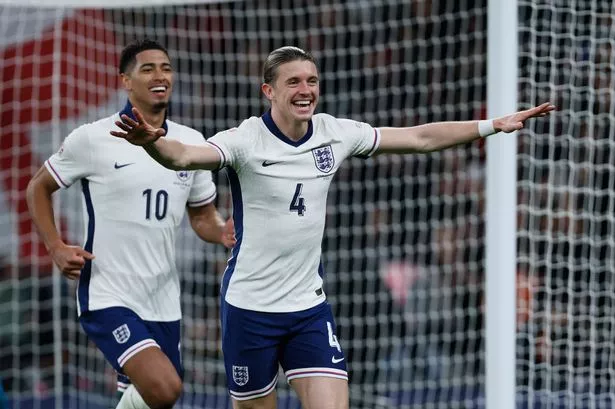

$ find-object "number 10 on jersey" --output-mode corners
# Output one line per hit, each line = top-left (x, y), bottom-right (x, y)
(143, 189), (168, 220)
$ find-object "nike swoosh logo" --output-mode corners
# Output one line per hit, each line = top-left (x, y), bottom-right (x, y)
(331, 356), (345, 364)
(261, 160), (282, 167)
(114, 162), (134, 169)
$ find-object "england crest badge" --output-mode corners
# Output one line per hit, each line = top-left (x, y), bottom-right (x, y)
(232, 365), (249, 386)
(112, 324), (131, 344)
(312, 145), (335, 173)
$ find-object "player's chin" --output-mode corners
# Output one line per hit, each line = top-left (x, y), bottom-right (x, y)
(152, 100), (169, 112)
(292, 108), (315, 121)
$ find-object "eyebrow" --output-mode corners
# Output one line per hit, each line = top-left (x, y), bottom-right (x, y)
(286, 75), (318, 82)
(139, 62), (173, 69)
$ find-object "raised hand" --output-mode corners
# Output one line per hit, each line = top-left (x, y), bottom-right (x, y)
(50, 243), (95, 280)
(495, 102), (556, 133)
(110, 107), (166, 145)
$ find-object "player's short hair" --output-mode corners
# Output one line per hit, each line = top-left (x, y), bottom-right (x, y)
(262, 46), (317, 84)
(119, 39), (169, 74)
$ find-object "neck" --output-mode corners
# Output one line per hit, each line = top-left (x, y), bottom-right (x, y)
(270, 109), (308, 142)
(130, 100), (166, 128)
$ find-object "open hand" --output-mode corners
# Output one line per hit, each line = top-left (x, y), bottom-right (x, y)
(495, 102), (556, 133)
(110, 107), (166, 145)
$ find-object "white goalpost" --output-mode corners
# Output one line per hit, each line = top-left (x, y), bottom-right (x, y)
(1, 1), (613, 409)
(485, 0), (517, 408)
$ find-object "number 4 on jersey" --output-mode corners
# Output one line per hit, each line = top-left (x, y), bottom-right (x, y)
(289, 183), (306, 216)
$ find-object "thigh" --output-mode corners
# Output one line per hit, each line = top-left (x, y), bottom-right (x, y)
(291, 377), (348, 409)
(280, 302), (348, 382)
(80, 307), (182, 402)
(121, 345), (181, 401)
(231, 390), (277, 409)
(221, 300), (281, 401)
(79, 306), (181, 376)
(145, 319), (183, 378)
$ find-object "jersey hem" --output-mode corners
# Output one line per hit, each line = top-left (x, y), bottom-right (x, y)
(77, 302), (182, 322)
(223, 295), (326, 313)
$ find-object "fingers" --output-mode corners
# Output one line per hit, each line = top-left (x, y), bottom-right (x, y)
(225, 218), (234, 229)
(60, 260), (83, 280)
(115, 120), (133, 132)
(529, 102), (555, 116)
(63, 270), (81, 280)
(132, 107), (146, 123)
(224, 237), (236, 249)
(110, 130), (128, 138)
(518, 102), (555, 121)
(222, 219), (236, 248)
(111, 118), (136, 139)
(120, 114), (139, 128)
(77, 248), (95, 260)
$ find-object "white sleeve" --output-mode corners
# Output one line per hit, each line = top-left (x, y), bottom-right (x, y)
(337, 118), (381, 159)
(44, 125), (93, 188)
(205, 127), (249, 171)
(187, 169), (217, 207)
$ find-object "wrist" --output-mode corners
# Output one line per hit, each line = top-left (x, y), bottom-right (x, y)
(478, 119), (496, 138)
(47, 239), (65, 254)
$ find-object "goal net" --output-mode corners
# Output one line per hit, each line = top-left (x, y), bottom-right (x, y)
(516, 1), (615, 407)
(0, 1), (612, 408)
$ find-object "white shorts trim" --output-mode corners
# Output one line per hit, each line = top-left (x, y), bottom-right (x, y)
(285, 367), (348, 381)
(117, 338), (159, 367)
(116, 381), (130, 392)
(229, 374), (278, 401)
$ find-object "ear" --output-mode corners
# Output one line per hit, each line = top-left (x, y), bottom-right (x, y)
(120, 73), (131, 91)
(261, 82), (273, 101)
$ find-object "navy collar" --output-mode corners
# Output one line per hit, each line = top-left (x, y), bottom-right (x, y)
(119, 100), (169, 133)
(261, 110), (313, 147)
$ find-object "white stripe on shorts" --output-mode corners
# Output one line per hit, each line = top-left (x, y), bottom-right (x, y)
(285, 367), (348, 381)
(117, 339), (159, 367)
(229, 374), (278, 401)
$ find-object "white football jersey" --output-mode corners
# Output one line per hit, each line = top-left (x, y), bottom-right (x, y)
(207, 111), (380, 312)
(45, 104), (217, 321)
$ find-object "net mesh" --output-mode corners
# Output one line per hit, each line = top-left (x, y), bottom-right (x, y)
(516, 1), (615, 407)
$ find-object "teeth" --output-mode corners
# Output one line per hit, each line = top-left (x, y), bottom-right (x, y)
(150, 86), (166, 92)
(294, 101), (310, 106)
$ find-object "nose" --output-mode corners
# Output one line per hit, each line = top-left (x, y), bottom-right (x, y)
(297, 81), (311, 93)
(153, 68), (165, 80)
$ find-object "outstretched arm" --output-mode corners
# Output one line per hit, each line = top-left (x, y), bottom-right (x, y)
(376, 102), (555, 154)
(110, 107), (221, 171)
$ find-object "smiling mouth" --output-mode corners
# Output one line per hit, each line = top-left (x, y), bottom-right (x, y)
(149, 86), (168, 95)
(292, 101), (312, 108)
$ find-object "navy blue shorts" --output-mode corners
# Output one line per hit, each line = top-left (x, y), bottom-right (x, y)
(221, 300), (347, 401)
(79, 306), (182, 390)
